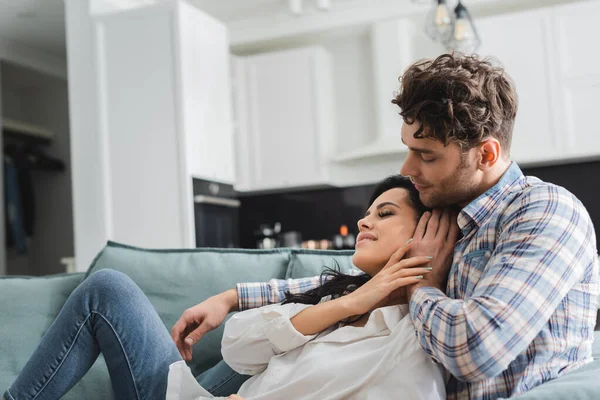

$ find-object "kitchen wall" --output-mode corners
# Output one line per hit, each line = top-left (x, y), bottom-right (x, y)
(239, 160), (600, 250)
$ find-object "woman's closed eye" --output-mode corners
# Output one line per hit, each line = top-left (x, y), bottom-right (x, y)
(378, 210), (394, 218)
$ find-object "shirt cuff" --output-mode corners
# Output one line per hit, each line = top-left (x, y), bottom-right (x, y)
(236, 282), (271, 311)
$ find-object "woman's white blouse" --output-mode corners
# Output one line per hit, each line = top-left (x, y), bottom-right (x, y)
(166, 303), (445, 400)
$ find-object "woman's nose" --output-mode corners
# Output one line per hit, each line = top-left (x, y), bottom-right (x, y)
(357, 216), (373, 231)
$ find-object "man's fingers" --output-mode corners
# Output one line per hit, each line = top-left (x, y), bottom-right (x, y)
(437, 209), (451, 238)
(413, 211), (431, 240)
(447, 211), (460, 242)
(424, 209), (441, 239)
(183, 322), (212, 360)
(171, 317), (189, 356)
(185, 322), (211, 346)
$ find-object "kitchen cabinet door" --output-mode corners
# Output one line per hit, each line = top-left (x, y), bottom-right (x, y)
(551, 0), (600, 159)
(179, 1), (236, 184)
(234, 47), (336, 192)
(475, 9), (560, 165)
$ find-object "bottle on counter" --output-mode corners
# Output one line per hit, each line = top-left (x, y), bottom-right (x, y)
(333, 225), (356, 250)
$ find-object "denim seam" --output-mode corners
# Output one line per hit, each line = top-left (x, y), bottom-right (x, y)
(28, 313), (93, 400)
(5, 388), (15, 400)
(90, 311), (142, 400)
(207, 368), (242, 393)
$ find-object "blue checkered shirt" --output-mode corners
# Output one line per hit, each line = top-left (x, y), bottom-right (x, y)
(237, 163), (599, 400)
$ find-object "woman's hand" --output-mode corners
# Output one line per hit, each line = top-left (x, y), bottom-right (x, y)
(226, 395), (245, 400)
(407, 209), (460, 297)
(171, 288), (238, 361)
(340, 242), (434, 317)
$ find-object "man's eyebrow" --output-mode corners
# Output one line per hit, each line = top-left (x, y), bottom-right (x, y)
(401, 138), (436, 154)
(364, 202), (401, 216)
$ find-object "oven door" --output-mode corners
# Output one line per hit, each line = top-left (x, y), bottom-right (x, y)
(194, 195), (240, 248)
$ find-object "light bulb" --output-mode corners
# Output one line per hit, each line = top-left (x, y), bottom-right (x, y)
(434, 4), (451, 28)
(454, 17), (474, 41)
(425, 0), (453, 41)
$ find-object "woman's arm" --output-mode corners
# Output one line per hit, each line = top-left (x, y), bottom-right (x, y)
(221, 303), (318, 375)
(290, 297), (355, 335)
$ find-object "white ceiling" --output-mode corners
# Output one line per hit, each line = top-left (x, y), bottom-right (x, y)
(0, 0), (307, 57)
(0, 0), (583, 58)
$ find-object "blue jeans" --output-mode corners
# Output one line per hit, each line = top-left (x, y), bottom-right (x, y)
(3, 269), (249, 400)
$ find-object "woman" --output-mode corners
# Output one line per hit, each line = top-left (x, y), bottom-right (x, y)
(3, 175), (457, 400)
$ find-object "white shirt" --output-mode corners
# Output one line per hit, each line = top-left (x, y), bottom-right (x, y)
(166, 303), (445, 400)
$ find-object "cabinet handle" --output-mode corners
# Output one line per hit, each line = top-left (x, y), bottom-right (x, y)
(194, 195), (241, 208)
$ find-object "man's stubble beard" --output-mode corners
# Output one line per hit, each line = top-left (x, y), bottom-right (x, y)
(420, 160), (479, 208)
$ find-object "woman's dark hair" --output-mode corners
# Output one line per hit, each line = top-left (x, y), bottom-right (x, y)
(283, 175), (428, 309)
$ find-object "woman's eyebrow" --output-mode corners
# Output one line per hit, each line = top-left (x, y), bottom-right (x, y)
(376, 202), (401, 210)
(364, 202), (401, 217)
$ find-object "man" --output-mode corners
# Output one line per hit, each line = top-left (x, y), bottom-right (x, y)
(172, 53), (599, 399)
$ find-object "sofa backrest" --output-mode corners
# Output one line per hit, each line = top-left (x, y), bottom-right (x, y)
(87, 241), (355, 376)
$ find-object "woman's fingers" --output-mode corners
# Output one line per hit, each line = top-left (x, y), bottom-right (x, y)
(392, 266), (433, 279)
(387, 275), (429, 291)
(385, 255), (433, 274)
(382, 241), (412, 270)
(413, 211), (431, 240)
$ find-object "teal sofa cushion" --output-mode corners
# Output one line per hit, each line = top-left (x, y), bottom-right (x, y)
(513, 331), (600, 399)
(286, 249), (357, 279)
(86, 241), (290, 377)
(0, 272), (112, 399)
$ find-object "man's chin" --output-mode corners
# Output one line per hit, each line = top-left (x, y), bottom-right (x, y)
(419, 193), (439, 208)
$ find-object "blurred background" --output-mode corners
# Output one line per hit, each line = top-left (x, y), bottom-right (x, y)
(0, 0), (597, 276)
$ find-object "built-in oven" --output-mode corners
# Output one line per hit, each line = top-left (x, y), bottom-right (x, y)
(193, 178), (240, 248)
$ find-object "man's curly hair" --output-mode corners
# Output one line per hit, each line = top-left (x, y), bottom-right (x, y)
(392, 53), (518, 158)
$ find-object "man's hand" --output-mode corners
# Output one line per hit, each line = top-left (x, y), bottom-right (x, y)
(406, 209), (459, 299)
(171, 288), (239, 361)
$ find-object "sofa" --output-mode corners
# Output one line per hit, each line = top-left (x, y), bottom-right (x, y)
(1, 241), (599, 399)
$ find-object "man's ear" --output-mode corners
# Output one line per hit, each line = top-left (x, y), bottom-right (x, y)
(477, 138), (501, 171)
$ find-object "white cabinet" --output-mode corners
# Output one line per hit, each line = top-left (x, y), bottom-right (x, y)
(233, 46), (336, 192)
(178, 1), (236, 183)
(65, 0), (235, 268)
(367, 0), (600, 167)
(475, 1), (600, 163)
(475, 9), (559, 165)
(551, 0), (600, 159)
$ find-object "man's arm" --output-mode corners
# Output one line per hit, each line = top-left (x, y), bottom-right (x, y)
(409, 185), (598, 382)
(236, 275), (329, 310)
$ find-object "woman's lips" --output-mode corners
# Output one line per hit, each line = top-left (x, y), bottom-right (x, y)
(355, 239), (374, 248)
(356, 233), (376, 247)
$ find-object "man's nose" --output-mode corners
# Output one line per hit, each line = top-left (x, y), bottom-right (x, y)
(400, 152), (418, 177)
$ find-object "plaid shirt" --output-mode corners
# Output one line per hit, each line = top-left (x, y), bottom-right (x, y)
(237, 163), (599, 400)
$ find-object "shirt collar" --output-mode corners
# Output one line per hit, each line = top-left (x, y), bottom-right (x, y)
(458, 162), (523, 234)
